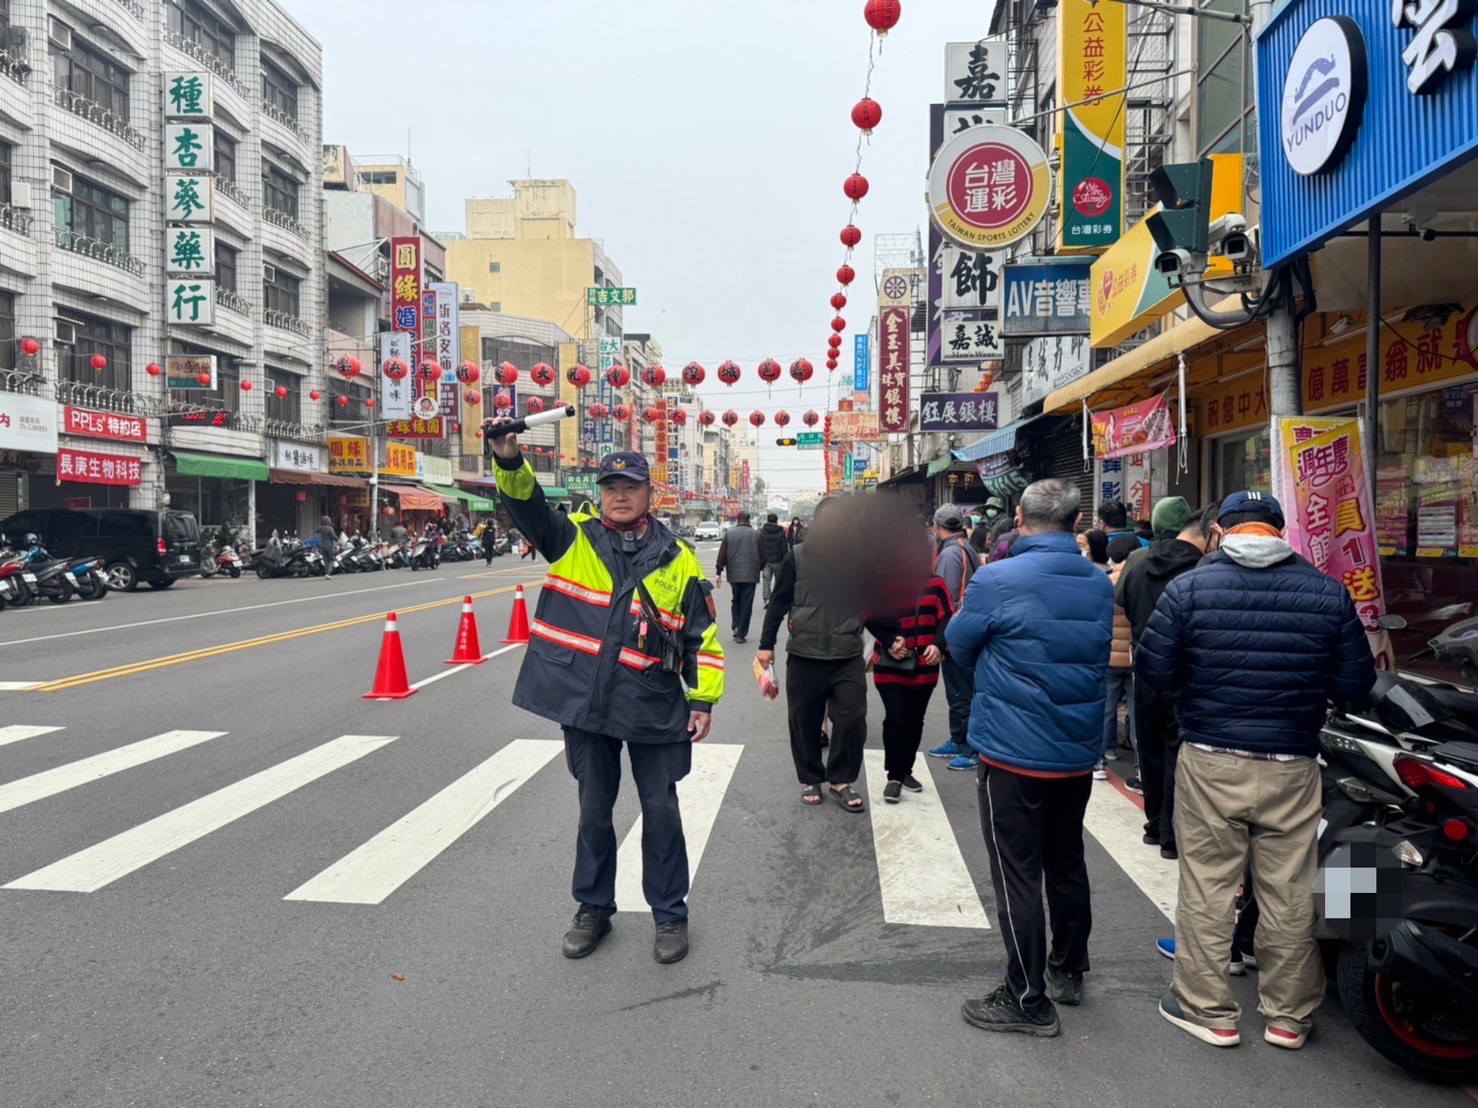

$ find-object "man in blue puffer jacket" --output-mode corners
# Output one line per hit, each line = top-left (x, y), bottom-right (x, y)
(1136, 490), (1376, 1053)
(946, 478), (1113, 1038)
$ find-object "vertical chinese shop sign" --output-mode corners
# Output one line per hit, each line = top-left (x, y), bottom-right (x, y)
(1279, 417), (1393, 668)
(878, 307), (911, 434)
(391, 237), (422, 408)
(1057, 0), (1126, 253)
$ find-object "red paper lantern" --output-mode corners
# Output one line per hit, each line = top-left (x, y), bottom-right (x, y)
(840, 226), (862, 250)
(681, 362), (706, 386)
(827, 357), (840, 371)
(309, 390), (321, 401)
(588, 402), (609, 419)
(774, 410), (792, 427)
(612, 404), (630, 421)
(642, 364), (667, 388)
(864, 0), (902, 35)
(843, 173), (869, 201)
(757, 358), (782, 384)
(145, 362), (162, 377)
(722, 410), (739, 427)
(337, 394), (350, 408)
(837, 265), (856, 286)
(90, 353), (108, 371)
(337, 355), (362, 378)
(606, 363), (631, 388)
(749, 410), (766, 427)
(465, 391), (481, 406)
(831, 292), (849, 311)
(366, 397), (376, 408)
(495, 362), (520, 385)
(476, 430), (484, 439)
(531, 362), (556, 386)
(789, 359), (814, 384)
(275, 386), (289, 400)
(699, 410), (717, 426)
(566, 364), (592, 387)
(831, 316), (847, 333)
(383, 357), (409, 381)
(717, 361), (741, 386)
(197, 372), (212, 386)
(670, 407), (688, 425)
(643, 406), (662, 424)
(494, 391), (512, 409)
(527, 396), (546, 414)
(828, 334), (843, 350)
(240, 380), (253, 392)
(803, 410), (820, 427)
(851, 97), (882, 135)
(457, 361), (481, 384)
(20, 337), (40, 357)
(418, 360), (443, 381)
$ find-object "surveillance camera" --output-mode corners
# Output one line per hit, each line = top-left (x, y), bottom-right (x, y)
(1207, 214), (1248, 247)
(1222, 230), (1252, 262)
(1421, 226), (1438, 243)
(1155, 249), (1193, 277)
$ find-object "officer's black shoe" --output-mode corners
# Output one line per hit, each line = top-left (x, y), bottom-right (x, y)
(562, 906), (611, 959)
(654, 921), (689, 964)
(962, 986), (1060, 1037)
(1045, 964), (1083, 1006)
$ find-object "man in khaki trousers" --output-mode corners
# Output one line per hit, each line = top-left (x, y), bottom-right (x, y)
(1133, 492), (1375, 1051)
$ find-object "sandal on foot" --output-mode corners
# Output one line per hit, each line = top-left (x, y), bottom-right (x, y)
(829, 784), (865, 813)
(801, 785), (824, 806)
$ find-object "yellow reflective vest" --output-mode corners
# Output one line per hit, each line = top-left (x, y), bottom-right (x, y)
(498, 457), (724, 742)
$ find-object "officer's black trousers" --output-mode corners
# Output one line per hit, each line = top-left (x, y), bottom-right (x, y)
(564, 728), (693, 924)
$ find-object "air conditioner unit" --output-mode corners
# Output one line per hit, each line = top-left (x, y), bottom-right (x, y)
(47, 18), (72, 51)
(51, 166), (73, 194)
(54, 320), (77, 346)
(10, 182), (31, 209)
(263, 264), (277, 283)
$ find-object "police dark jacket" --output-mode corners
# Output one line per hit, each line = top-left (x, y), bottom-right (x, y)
(1135, 535), (1377, 758)
(497, 454), (725, 743)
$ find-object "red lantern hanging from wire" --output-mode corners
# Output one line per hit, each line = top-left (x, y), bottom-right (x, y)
(495, 362), (520, 385)
(699, 410), (717, 427)
(642, 364), (667, 388)
(588, 401), (608, 419)
(309, 390), (321, 401)
(774, 410), (792, 427)
(240, 379), (253, 392)
(789, 358), (814, 385)
(493, 391), (513, 410)
(197, 372), (212, 386)
(749, 410), (766, 427)
(20, 337), (40, 357)
(612, 403), (631, 421)
(367, 397), (378, 409)
(337, 394), (350, 408)
(531, 362), (556, 386)
(722, 410), (739, 427)
(851, 97), (882, 135)
(465, 391), (481, 406)
(418, 359), (443, 382)
(840, 226), (862, 249)
(864, 0), (902, 35)
(566, 364), (592, 387)
(337, 355), (361, 378)
(528, 395), (546, 414)
(827, 357), (840, 371)
(457, 361), (481, 384)
(145, 363), (162, 378)
(828, 334), (843, 350)
(274, 385), (289, 400)
(669, 407), (688, 425)
(837, 264), (856, 286)
(681, 361), (706, 386)
(643, 406), (662, 424)
(832, 293), (848, 312)
(843, 173), (869, 201)
(90, 353), (108, 371)
(717, 361), (741, 386)
(831, 316), (847, 333)
(757, 358), (782, 385)
(383, 357), (409, 381)
(606, 363), (630, 388)
(803, 410), (820, 427)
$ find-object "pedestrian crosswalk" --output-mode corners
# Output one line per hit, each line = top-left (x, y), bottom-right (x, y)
(0, 723), (1162, 926)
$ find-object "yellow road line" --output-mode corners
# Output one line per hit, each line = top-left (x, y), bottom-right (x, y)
(35, 582), (539, 693)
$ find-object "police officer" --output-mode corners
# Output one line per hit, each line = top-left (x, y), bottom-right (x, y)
(490, 424), (725, 964)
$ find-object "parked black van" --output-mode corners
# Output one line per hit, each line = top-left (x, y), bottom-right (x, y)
(0, 508), (202, 591)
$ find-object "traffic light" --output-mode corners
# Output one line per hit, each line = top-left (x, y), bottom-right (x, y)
(1145, 159), (1215, 257)
(775, 437), (798, 447)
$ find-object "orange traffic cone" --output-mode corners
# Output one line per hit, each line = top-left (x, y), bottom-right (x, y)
(503, 584), (531, 645)
(364, 612), (417, 700)
(447, 596), (486, 665)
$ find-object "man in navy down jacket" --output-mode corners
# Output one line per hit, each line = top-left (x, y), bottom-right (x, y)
(946, 478), (1113, 1038)
(1136, 490), (1376, 1052)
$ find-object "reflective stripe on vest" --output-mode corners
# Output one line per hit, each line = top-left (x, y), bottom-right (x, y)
(546, 573), (613, 607)
(531, 619), (602, 655)
(618, 647), (661, 670)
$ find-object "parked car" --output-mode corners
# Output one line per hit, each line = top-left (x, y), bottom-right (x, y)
(695, 521), (721, 541)
(0, 508), (202, 591)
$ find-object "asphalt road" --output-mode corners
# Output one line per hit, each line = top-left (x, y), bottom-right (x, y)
(0, 544), (1469, 1108)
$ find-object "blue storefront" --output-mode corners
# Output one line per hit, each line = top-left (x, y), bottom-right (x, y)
(1258, 0), (1478, 678)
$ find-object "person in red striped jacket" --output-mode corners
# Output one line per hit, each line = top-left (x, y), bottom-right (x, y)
(867, 542), (955, 804)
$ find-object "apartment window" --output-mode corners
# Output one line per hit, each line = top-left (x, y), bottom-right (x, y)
(167, 0), (236, 69)
(169, 346), (239, 414)
(0, 291), (14, 373)
(0, 142), (10, 205)
(54, 36), (131, 117)
(261, 161), (300, 218)
(331, 379), (373, 425)
(490, 302), (501, 313)
(261, 60), (298, 122)
(266, 369), (300, 423)
(489, 262), (501, 274)
(214, 130), (237, 184)
(264, 266), (301, 318)
(359, 170), (398, 185)
(215, 241), (238, 292)
(1195, 0), (1253, 156)
(54, 175), (130, 252)
(59, 312), (131, 391)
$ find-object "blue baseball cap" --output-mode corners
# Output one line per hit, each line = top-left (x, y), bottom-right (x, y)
(1217, 490), (1285, 530)
(595, 452), (650, 484)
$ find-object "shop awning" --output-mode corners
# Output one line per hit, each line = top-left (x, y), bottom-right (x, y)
(423, 483), (498, 513)
(925, 455), (954, 478)
(269, 469), (367, 488)
(952, 418), (1039, 463)
(172, 451), (270, 482)
(877, 464), (926, 488)
(381, 483), (446, 512)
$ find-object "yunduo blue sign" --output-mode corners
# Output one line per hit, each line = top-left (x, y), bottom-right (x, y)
(853, 334), (871, 394)
(1257, 0), (1478, 267)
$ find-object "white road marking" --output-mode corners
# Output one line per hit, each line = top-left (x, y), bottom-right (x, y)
(861, 751), (991, 929)
(0, 730), (227, 816)
(284, 738), (561, 905)
(0, 572), (507, 649)
(0, 682), (45, 691)
(614, 743), (742, 914)
(5, 735), (396, 893)
(0, 725), (62, 747)
(1083, 781), (1177, 921)
(408, 643), (524, 690)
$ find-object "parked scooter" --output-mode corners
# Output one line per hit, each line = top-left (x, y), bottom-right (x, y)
(0, 550), (36, 610)
(64, 555), (108, 600)
(254, 532), (325, 579)
(200, 542), (243, 580)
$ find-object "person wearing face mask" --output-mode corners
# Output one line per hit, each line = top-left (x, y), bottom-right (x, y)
(490, 426), (725, 966)
(970, 496), (1009, 562)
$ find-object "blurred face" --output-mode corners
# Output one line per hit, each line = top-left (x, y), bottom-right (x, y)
(600, 477), (651, 525)
(1076, 533), (1090, 556)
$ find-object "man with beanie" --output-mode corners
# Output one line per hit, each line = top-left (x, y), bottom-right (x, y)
(1136, 491), (1375, 1050)
(926, 505), (979, 770)
(758, 513), (789, 603)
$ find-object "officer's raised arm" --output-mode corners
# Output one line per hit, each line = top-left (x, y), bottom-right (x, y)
(487, 417), (576, 562)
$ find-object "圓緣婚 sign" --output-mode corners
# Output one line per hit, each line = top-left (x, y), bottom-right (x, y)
(919, 392), (1000, 433)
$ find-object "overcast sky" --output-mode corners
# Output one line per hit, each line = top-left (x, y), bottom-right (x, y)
(308, 1), (997, 494)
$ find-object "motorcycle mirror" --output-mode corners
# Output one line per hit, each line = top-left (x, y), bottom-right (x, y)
(1378, 614), (1409, 631)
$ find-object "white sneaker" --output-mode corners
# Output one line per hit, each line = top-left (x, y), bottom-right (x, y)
(1265, 1025), (1308, 1050)
(1092, 761), (1108, 781)
(1104, 750), (1118, 762)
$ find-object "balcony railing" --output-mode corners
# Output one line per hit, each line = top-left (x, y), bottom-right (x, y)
(162, 28), (245, 96)
(53, 86), (147, 150)
(264, 205), (308, 241)
(213, 173), (250, 208)
(264, 308), (310, 337)
(0, 201), (33, 236)
(56, 378), (151, 415)
(0, 46), (30, 84)
(55, 228), (147, 277)
(215, 286), (252, 316)
(260, 100), (303, 139)
(0, 367), (48, 397)
(113, 0), (146, 20)
(264, 419), (325, 442)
